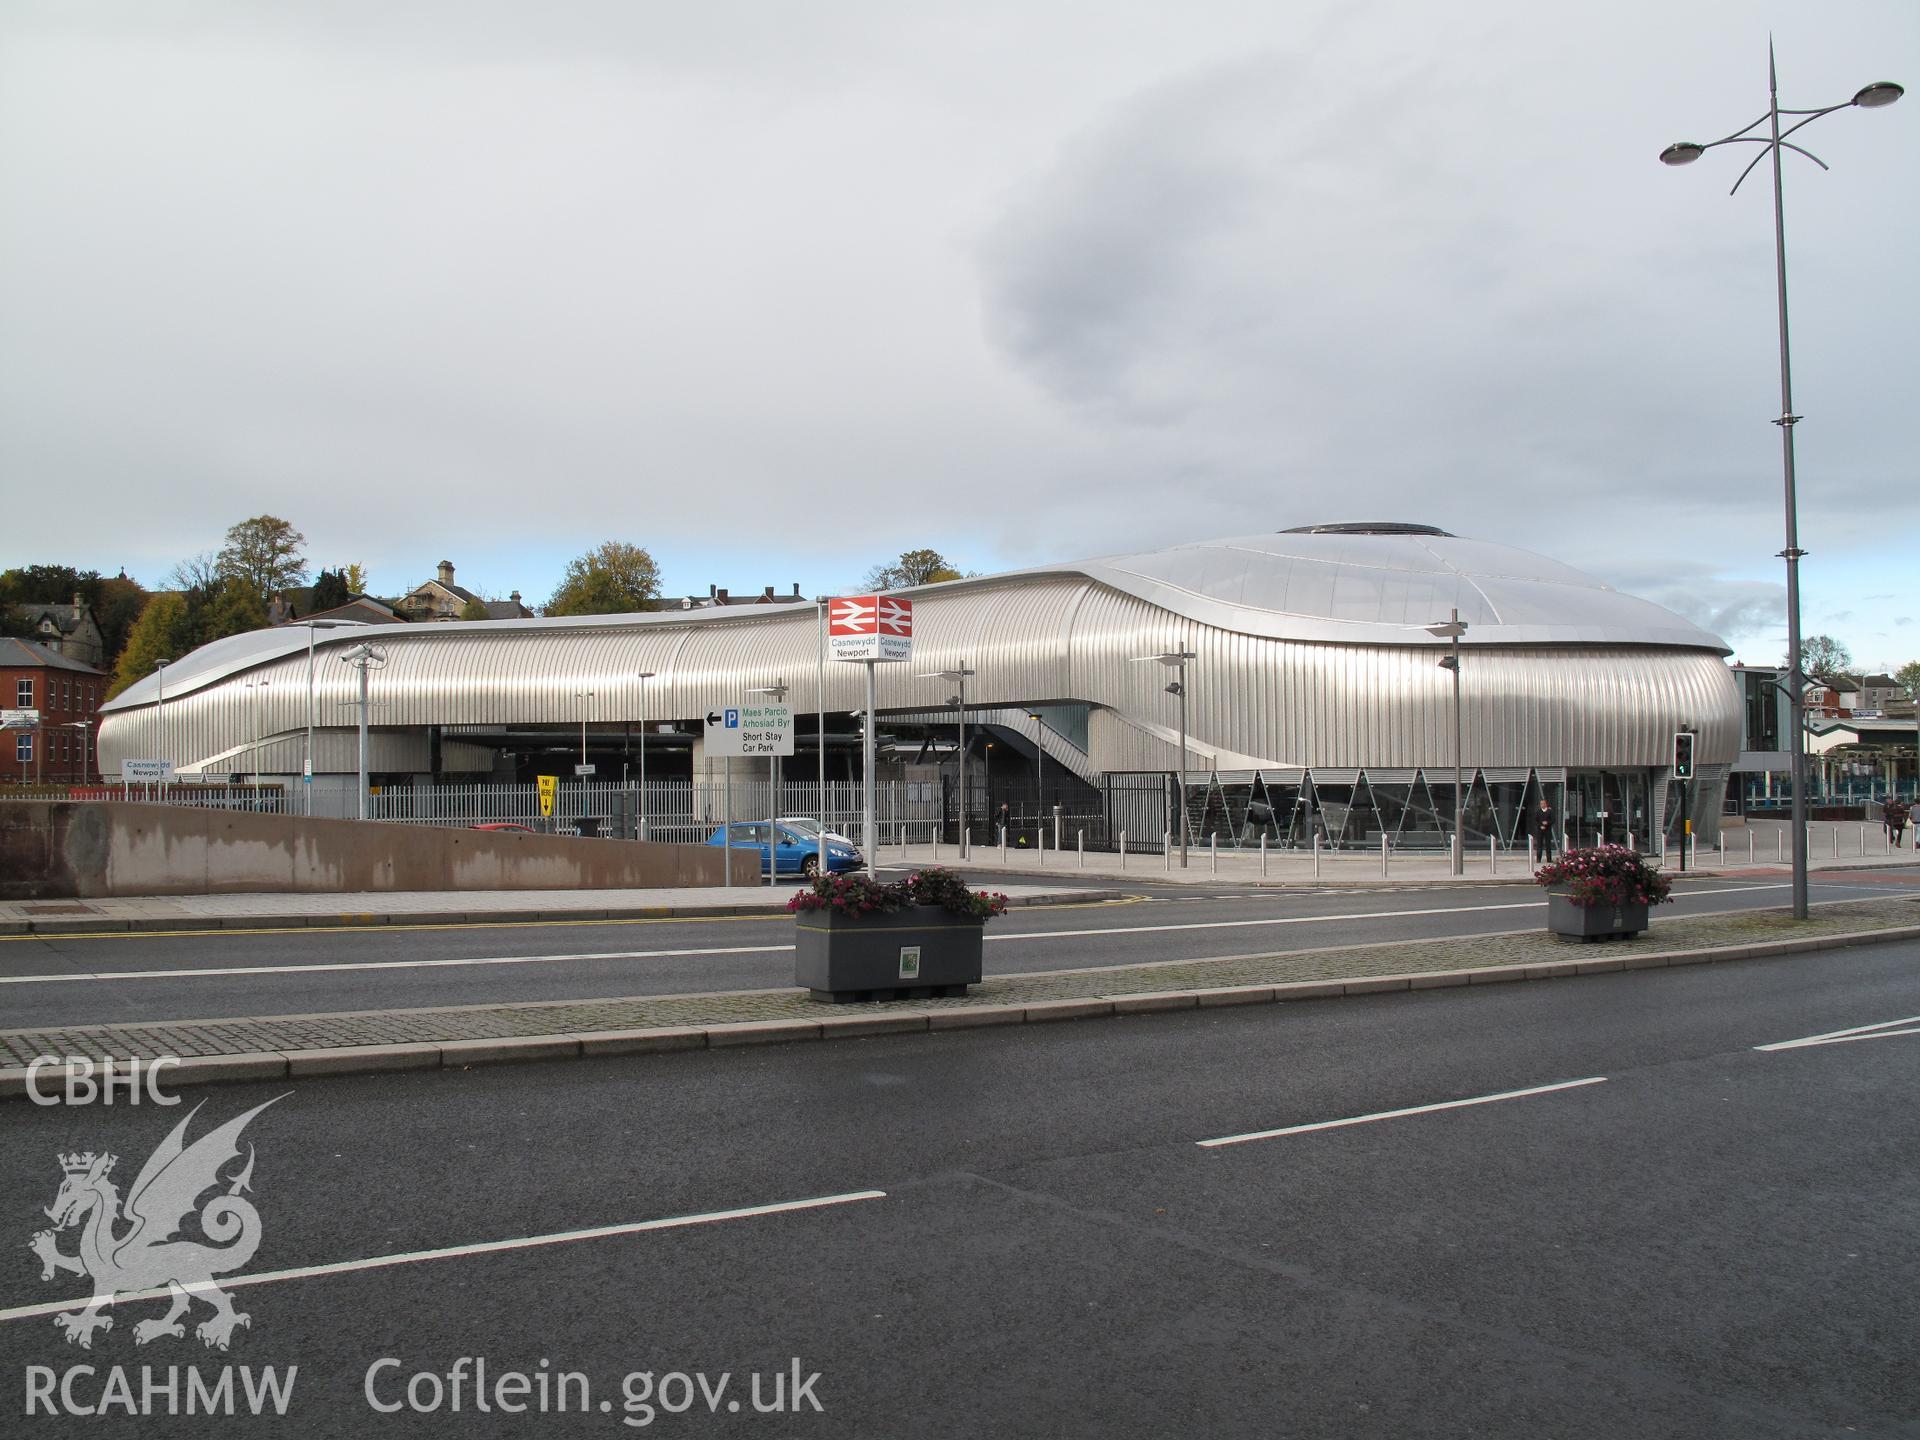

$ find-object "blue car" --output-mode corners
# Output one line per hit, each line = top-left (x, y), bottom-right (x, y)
(705, 822), (862, 878)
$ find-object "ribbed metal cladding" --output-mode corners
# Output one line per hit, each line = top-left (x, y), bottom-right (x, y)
(99, 581), (1743, 778)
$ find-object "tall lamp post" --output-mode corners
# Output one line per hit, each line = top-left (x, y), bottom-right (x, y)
(152, 658), (173, 779)
(634, 671), (657, 841)
(1025, 710), (1049, 848)
(575, 689), (596, 777)
(1660, 54), (1901, 919)
(923, 668), (976, 855)
(1133, 650), (1197, 867)
(243, 678), (271, 789)
(1425, 610), (1469, 877)
(339, 642), (388, 820)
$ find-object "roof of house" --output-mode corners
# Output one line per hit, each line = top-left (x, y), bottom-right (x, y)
(11, 601), (96, 635)
(0, 637), (105, 674)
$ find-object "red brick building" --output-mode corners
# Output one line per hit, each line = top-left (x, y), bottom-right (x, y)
(1, 637), (107, 783)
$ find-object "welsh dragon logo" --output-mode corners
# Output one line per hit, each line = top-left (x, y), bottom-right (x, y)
(28, 1096), (285, 1351)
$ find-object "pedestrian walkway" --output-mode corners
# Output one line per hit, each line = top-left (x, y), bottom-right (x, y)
(4, 893), (1915, 1089)
(880, 817), (1920, 887)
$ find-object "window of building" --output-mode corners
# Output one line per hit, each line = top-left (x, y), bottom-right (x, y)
(15, 678), (32, 707)
(15, 734), (31, 763)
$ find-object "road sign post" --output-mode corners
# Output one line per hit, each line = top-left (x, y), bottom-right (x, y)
(704, 701), (795, 887)
(537, 774), (557, 825)
(828, 596), (913, 873)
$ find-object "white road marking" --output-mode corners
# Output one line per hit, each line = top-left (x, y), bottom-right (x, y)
(1755, 1015), (1920, 1052)
(0, 883), (1847, 986)
(0, 943), (794, 985)
(0, 1189), (886, 1325)
(1196, 1076), (1609, 1148)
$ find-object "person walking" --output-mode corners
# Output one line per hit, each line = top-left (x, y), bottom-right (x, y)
(1532, 796), (1559, 864)
(1886, 797), (1909, 849)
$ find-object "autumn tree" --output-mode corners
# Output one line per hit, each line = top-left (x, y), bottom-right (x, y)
(545, 542), (662, 616)
(340, 562), (370, 595)
(215, 515), (308, 596)
(1897, 660), (1920, 701)
(459, 596), (493, 621)
(110, 593), (196, 697)
(861, 548), (965, 591)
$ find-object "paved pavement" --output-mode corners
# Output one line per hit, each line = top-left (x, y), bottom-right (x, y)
(3, 937), (1916, 1436)
(875, 815), (1919, 886)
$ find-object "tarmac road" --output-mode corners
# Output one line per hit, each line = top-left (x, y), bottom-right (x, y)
(1, 933), (1915, 1437)
(1, 868), (1915, 1030)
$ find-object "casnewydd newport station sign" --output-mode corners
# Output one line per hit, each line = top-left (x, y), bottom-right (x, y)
(704, 702), (796, 757)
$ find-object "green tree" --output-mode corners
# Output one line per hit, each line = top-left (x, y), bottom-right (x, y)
(340, 562), (370, 595)
(193, 577), (269, 647)
(216, 515), (308, 596)
(1793, 634), (1854, 682)
(94, 573), (150, 667)
(0, 564), (96, 605)
(309, 570), (351, 612)
(545, 541), (662, 616)
(861, 548), (965, 591)
(1896, 660), (1920, 700)
(458, 596), (493, 621)
(110, 593), (195, 697)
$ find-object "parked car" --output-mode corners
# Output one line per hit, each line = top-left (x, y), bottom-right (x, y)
(470, 822), (535, 832)
(775, 815), (859, 849)
(706, 821), (862, 878)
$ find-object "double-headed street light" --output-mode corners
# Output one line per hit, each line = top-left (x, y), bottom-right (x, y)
(1132, 650), (1197, 867)
(922, 668), (976, 854)
(1660, 51), (1901, 920)
(1424, 610), (1469, 877)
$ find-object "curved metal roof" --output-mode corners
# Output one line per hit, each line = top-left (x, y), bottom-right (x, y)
(103, 527), (1728, 715)
(1013, 530), (1730, 652)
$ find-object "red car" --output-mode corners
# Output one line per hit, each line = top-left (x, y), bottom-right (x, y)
(470, 822), (535, 832)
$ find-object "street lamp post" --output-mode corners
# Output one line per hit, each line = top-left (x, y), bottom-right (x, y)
(634, 671), (656, 841)
(243, 679), (270, 789)
(1133, 650), (1197, 867)
(576, 689), (595, 776)
(1660, 54), (1901, 919)
(339, 642), (388, 821)
(1025, 710), (1048, 849)
(1425, 610), (1469, 877)
(923, 668), (976, 855)
(152, 658), (172, 776)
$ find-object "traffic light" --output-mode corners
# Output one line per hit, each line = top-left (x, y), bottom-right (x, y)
(1674, 731), (1695, 780)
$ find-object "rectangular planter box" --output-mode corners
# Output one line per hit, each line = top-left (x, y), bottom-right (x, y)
(1546, 888), (1648, 942)
(795, 906), (984, 1002)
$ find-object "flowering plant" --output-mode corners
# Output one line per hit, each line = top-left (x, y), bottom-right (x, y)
(1534, 845), (1673, 909)
(905, 866), (1010, 920)
(786, 865), (1009, 921)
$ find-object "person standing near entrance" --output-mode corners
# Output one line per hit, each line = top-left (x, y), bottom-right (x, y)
(1532, 796), (1559, 864)
(1886, 797), (1909, 848)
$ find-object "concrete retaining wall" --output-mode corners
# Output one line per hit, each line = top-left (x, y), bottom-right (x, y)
(0, 802), (757, 899)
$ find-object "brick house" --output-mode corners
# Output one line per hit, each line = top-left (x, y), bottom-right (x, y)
(1, 637), (107, 782)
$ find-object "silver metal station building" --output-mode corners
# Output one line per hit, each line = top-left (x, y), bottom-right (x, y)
(98, 525), (1742, 851)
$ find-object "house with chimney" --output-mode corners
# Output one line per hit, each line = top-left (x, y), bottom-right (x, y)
(675, 583), (809, 610)
(10, 596), (105, 669)
(397, 561), (535, 622)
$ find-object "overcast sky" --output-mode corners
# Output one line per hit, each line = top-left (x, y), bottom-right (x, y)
(2, 1), (1914, 669)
